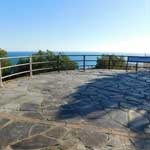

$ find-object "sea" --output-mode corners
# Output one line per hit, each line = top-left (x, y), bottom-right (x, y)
(7, 51), (150, 68)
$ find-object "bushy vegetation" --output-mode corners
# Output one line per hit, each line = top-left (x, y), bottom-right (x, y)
(96, 55), (126, 69)
(32, 50), (57, 71)
(17, 50), (78, 73)
(59, 53), (78, 70)
(16, 57), (30, 73)
(0, 48), (11, 75)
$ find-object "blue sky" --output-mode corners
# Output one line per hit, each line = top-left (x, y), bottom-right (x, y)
(0, 0), (150, 53)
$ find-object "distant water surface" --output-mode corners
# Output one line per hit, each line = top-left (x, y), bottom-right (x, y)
(7, 51), (149, 67)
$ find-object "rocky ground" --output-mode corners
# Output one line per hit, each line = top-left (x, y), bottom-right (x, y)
(0, 70), (150, 150)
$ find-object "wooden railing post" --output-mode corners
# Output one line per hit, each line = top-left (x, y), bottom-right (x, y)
(30, 56), (33, 77)
(136, 62), (138, 72)
(108, 55), (111, 69)
(0, 60), (3, 87)
(126, 57), (129, 72)
(83, 55), (86, 71)
(126, 61), (128, 72)
(57, 55), (60, 72)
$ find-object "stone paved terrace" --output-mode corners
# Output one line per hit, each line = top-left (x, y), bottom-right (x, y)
(0, 70), (150, 150)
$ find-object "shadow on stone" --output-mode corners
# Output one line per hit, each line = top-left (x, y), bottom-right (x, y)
(56, 70), (150, 149)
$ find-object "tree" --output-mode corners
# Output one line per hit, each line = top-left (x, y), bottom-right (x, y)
(32, 50), (57, 70)
(0, 48), (11, 75)
(96, 55), (126, 69)
(59, 53), (78, 70)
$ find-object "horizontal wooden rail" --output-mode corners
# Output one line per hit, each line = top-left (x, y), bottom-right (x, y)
(32, 61), (56, 65)
(0, 56), (30, 60)
(32, 67), (53, 72)
(1, 63), (30, 69)
(2, 70), (30, 79)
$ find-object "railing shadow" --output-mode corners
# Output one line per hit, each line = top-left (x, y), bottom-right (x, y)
(56, 70), (150, 149)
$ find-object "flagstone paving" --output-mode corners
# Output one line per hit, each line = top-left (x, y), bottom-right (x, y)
(0, 70), (150, 150)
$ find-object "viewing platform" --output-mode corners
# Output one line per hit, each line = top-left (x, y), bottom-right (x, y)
(1, 0), (150, 149)
(0, 70), (150, 150)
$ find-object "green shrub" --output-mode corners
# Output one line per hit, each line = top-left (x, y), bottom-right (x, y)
(96, 55), (126, 69)
(0, 48), (11, 76)
(17, 50), (78, 73)
(59, 53), (78, 70)
(32, 50), (57, 70)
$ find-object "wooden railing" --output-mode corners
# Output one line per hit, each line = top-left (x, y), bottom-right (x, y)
(0, 55), (56, 87)
(0, 54), (150, 87)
